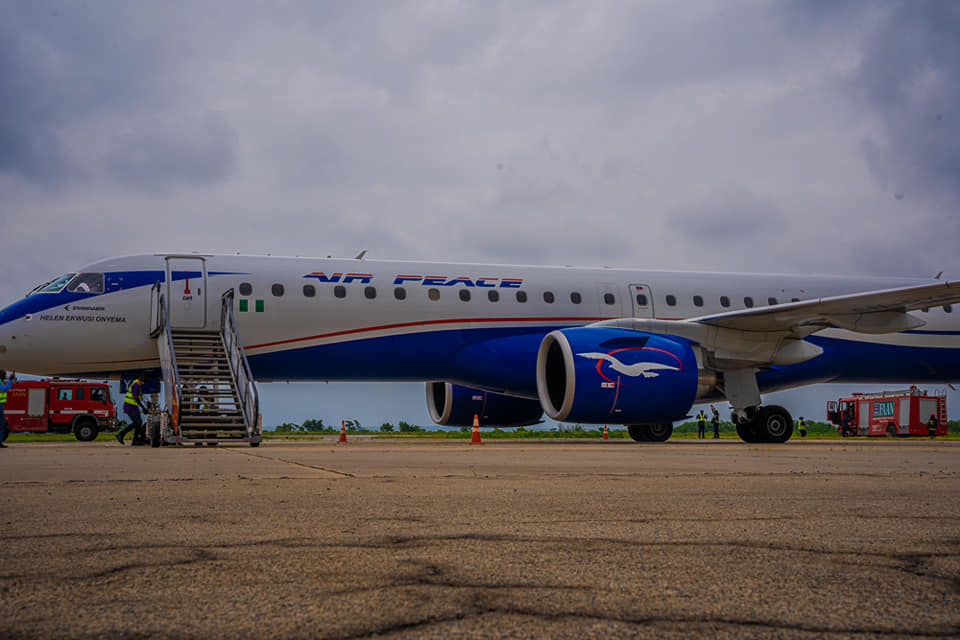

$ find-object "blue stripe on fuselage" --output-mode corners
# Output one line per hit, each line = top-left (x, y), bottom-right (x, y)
(0, 270), (245, 325)
(246, 328), (960, 395)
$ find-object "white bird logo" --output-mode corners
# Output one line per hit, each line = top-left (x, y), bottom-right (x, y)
(576, 352), (680, 378)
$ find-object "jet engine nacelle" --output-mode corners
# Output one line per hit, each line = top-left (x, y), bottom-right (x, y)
(425, 382), (543, 427)
(536, 328), (699, 424)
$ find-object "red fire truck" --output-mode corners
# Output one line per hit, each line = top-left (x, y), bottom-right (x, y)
(3, 379), (117, 441)
(826, 387), (948, 437)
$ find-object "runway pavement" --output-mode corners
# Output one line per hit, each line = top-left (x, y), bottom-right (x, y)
(0, 438), (958, 639)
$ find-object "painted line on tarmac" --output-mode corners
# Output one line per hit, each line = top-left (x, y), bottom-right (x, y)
(223, 447), (355, 477)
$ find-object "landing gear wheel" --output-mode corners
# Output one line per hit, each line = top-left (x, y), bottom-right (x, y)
(627, 425), (650, 442)
(646, 423), (673, 442)
(736, 421), (760, 443)
(756, 405), (793, 443)
(150, 419), (161, 448)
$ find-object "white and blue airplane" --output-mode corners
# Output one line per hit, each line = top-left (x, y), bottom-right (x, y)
(0, 253), (958, 442)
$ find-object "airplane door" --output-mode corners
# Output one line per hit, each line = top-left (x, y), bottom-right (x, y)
(166, 257), (207, 329)
(629, 284), (655, 318)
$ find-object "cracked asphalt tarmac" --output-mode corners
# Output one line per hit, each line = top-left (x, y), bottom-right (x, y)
(0, 438), (957, 639)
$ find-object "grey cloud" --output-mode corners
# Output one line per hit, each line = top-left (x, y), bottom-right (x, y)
(102, 112), (237, 193)
(666, 185), (786, 243)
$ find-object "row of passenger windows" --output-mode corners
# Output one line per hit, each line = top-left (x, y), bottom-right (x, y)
(239, 282), (609, 304)
(237, 283), (953, 313)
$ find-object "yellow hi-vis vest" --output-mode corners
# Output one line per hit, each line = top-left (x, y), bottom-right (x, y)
(125, 379), (142, 406)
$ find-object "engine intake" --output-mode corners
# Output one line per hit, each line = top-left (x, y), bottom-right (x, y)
(426, 382), (543, 427)
(536, 328), (699, 424)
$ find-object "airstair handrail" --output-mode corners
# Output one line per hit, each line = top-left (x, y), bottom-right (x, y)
(154, 288), (182, 433)
(220, 289), (259, 437)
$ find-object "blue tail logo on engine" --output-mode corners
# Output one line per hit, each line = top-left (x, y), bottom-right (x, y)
(577, 348), (681, 383)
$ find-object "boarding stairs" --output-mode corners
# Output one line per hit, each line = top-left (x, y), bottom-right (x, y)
(150, 285), (261, 446)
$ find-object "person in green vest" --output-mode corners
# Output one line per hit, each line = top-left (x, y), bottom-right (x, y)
(927, 413), (938, 438)
(115, 378), (147, 445)
(696, 409), (707, 439)
(797, 417), (807, 438)
(0, 370), (17, 448)
(710, 406), (721, 439)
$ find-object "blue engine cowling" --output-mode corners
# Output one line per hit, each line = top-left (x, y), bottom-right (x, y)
(536, 328), (699, 424)
(426, 382), (543, 427)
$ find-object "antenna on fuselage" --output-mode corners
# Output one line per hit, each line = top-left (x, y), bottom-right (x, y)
(355, 250), (367, 260)
(934, 271), (943, 280)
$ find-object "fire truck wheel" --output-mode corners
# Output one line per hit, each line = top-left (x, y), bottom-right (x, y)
(73, 419), (99, 442)
(150, 420), (161, 448)
(627, 425), (651, 442)
(249, 441), (260, 447)
(756, 405), (793, 443)
(886, 423), (897, 437)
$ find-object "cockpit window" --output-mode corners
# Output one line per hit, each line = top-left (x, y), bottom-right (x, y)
(35, 274), (77, 294)
(67, 273), (104, 294)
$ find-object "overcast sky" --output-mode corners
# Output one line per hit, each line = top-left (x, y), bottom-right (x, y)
(2, 1), (958, 428)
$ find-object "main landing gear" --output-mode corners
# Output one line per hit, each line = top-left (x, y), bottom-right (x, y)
(627, 423), (673, 442)
(733, 405), (793, 443)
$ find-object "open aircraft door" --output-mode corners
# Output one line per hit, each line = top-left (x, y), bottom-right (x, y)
(629, 284), (655, 318)
(165, 256), (208, 329)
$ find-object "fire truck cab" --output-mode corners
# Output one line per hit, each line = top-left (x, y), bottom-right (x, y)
(4, 379), (117, 441)
(826, 387), (948, 437)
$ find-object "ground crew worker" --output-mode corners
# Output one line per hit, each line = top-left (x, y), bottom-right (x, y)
(697, 409), (707, 439)
(0, 370), (16, 448)
(797, 416), (807, 438)
(710, 406), (720, 439)
(927, 413), (938, 438)
(116, 378), (147, 445)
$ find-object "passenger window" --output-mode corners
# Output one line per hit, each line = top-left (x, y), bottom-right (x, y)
(302, 284), (316, 298)
(744, 296), (754, 308)
(768, 297), (778, 305)
(57, 389), (73, 401)
(488, 290), (499, 302)
(666, 294), (677, 306)
(428, 288), (440, 301)
(459, 289), (471, 302)
(720, 296), (730, 308)
(394, 287), (406, 300)
(693, 295), (704, 307)
(364, 286), (377, 300)
(543, 292), (555, 304)
(239, 282), (253, 296)
(636, 294), (648, 306)
(75, 388), (84, 401)
(516, 291), (527, 303)
(271, 284), (284, 297)
(334, 285), (346, 299)
(791, 298), (800, 302)
(570, 292), (582, 304)
(603, 293), (615, 305)
(67, 273), (104, 294)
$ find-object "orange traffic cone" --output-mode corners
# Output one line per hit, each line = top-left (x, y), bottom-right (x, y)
(338, 419), (347, 443)
(603, 424), (609, 440)
(470, 414), (483, 445)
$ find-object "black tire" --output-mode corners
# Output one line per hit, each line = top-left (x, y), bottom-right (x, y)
(73, 419), (99, 442)
(150, 419), (161, 448)
(249, 441), (260, 447)
(646, 423), (673, 442)
(736, 421), (759, 443)
(627, 424), (650, 442)
(757, 405), (793, 443)
(886, 423), (897, 437)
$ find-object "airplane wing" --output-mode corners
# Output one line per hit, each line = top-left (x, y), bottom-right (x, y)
(689, 279), (960, 335)
(591, 280), (960, 370)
